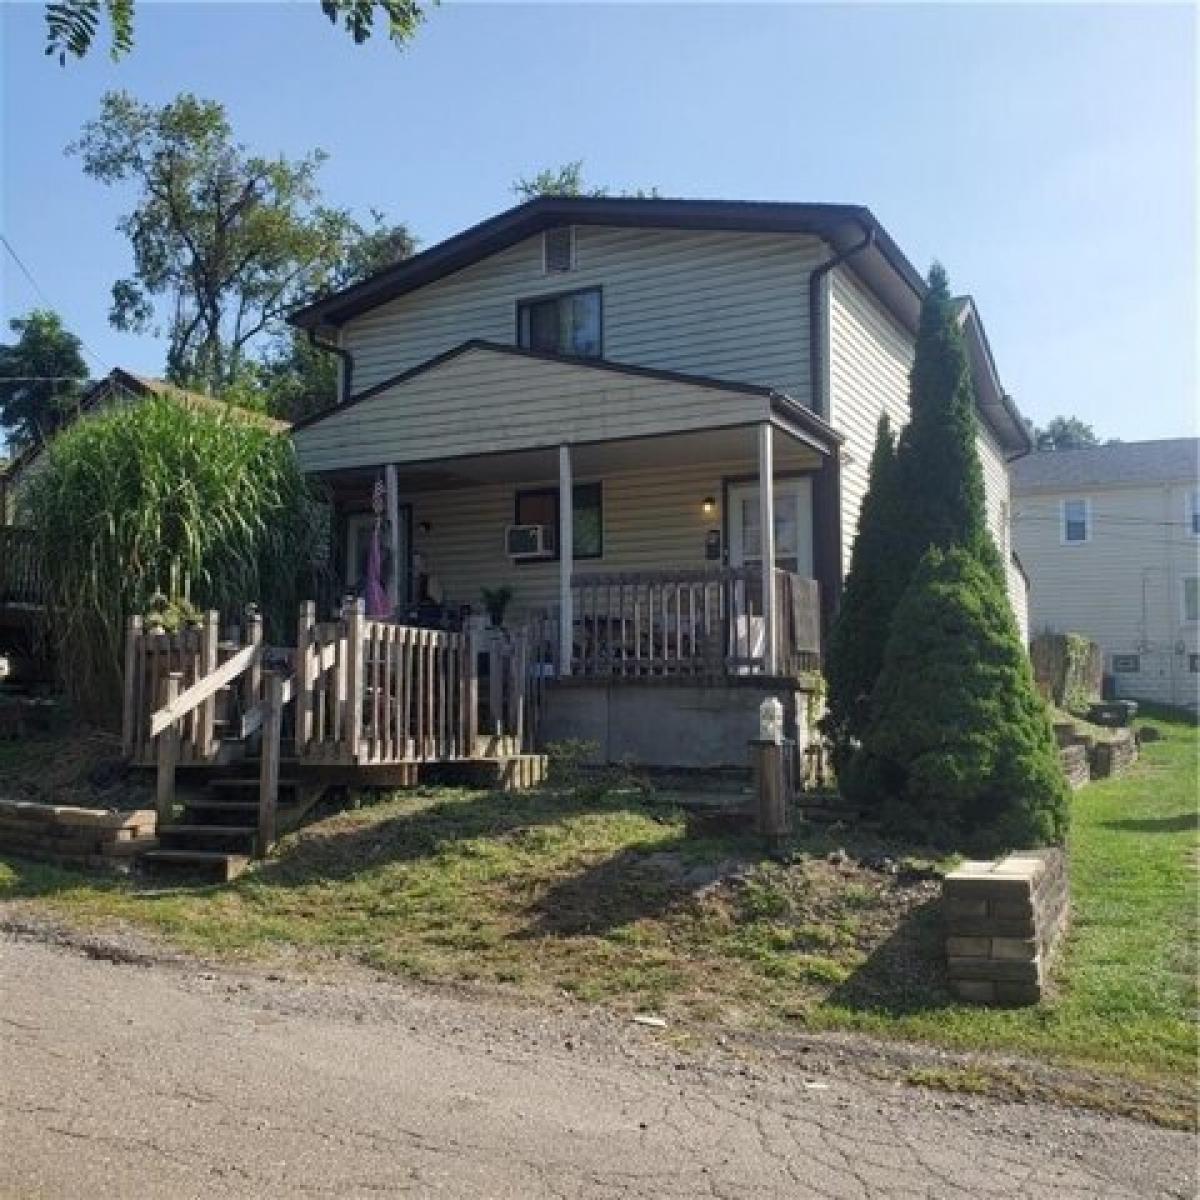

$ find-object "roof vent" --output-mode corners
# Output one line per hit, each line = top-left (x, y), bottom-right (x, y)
(543, 226), (574, 273)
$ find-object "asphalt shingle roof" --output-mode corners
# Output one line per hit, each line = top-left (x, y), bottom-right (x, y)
(1010, 437), (1199, 492)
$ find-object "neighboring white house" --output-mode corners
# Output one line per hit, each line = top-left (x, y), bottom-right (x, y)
(1012, 438), (1200, 711)
(287, 197), (1031, 636)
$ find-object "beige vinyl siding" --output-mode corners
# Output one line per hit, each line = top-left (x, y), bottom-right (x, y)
(827, 267), (914, 567)
(343, 226), (823, 402)
(404, 458), (815, 617)
(977, 425), (1029, 640)
(1013, 481), (1200, 709)
(828, 268), (1026, 631)
(293, 345), (774, 474)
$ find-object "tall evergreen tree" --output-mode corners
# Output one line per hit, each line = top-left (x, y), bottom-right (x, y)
(892, 263), (1001, 584)
(845, 546), (1068, 854)
(823, 413), (902, 766)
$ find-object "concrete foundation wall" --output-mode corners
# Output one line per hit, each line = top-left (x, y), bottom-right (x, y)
(540, 679), (812, 770)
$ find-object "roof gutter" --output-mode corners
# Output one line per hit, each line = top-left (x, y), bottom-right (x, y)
(307, 329), (353, 405)
(808, 223), (875, 419)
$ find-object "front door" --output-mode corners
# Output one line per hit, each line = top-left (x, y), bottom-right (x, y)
(727, 478), (814, 577)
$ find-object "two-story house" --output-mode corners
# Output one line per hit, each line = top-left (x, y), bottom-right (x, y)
(1012, 438), (1200, 712)
(286, 197), (1032, 765)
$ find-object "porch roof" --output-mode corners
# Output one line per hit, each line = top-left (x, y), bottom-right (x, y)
(292, 340), (840, 476)
(315, 422), (825, 496)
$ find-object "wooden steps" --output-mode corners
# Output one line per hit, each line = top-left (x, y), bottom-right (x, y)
(141, 768), (325, 883)
(139, 848), (251, 883)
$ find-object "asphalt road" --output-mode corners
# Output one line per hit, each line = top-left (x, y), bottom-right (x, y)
(1, 932), (1194, 1199)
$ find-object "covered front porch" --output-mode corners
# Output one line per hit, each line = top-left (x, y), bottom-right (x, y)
(291, 341), (841, 765)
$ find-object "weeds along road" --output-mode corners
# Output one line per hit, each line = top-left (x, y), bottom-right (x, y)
(1, 930), (1193, 1199)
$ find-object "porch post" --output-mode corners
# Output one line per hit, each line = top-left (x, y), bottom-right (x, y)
(758, 422), (778, 675)
(384, 463), (402, 609)
(558, 443), (574, 676)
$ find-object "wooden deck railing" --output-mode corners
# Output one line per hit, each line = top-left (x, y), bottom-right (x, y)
(566, 566), (820, 680)
(295, 601), (476, 764)
(0, 527), (46, 607)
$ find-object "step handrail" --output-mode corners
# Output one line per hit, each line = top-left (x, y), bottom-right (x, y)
(239, 673), (295, 739)
(149, 641), (260, 738)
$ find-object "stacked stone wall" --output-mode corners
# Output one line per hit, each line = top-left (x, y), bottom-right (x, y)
(0, 801), (157, 870)
(943, 848), (1069, 1006)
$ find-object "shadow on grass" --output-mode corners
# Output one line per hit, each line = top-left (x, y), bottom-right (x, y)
(1101, 812), (1199, 835)
(249, 784), (675, 891)
(824, 895), (954, 1016)
(520, 842), (699, 938)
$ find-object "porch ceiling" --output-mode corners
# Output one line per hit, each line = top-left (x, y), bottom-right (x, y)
(316, 423), (823, 494)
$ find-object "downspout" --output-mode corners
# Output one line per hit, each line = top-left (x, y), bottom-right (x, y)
(808, 222), (874, 420)
(807, 222), (874, 632)
(307, 328), (353, 404)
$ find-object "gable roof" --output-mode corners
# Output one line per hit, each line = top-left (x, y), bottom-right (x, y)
(953, 296), (1032, 458)
(1010, 438), (1199, 492)
(287, 196), (926, 333)
(1, 368), (289, 485)
(291, 338), (843, 458)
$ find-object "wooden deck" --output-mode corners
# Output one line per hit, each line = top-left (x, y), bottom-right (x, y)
(558, 565), (820, 680)
(124, 598), (545, 872)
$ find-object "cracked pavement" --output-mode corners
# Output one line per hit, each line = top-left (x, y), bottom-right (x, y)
(1, 933), (1194, 1198)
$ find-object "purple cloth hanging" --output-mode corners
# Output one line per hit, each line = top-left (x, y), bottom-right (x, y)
(365, 519), (390, 618)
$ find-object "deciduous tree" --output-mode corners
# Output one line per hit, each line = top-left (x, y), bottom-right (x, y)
(45, 0), (426, 65)
(70, 92), (412, 396)
(1032, 415), (1100, 452)
(513, 161), (659, 200)
(0, 310), (89, 450)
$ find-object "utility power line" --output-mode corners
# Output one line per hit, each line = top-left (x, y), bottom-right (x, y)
(1, 233), (111, 373)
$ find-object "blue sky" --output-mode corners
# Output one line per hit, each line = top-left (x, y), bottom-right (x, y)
(1, 2), (1195, 448)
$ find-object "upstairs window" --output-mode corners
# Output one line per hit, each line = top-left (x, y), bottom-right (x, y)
(1062, 497), (1090, 544)
(1183, 576), (1199, 624)
(543, 227), (575, 273)
(517, 287), (602, 359)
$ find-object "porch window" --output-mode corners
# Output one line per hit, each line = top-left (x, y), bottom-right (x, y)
(514, 482), (602, 561)
(517, 288), (601, 358)
(1062, 497), (1089, 544)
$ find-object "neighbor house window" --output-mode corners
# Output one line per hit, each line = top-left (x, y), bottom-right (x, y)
(517, 288), (602, 358)
(1062, 497), (1089, 544)
(1111, 653), (1140, 673)
(513, 482), (603, 561)
(1189, 489), (1200, 536)
(1183, 576), (1199, 623)
(1189, 653), (1199, 674)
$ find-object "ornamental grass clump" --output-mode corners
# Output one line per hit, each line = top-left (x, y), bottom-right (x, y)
(23, 394), (321, 722)
(844, 546), (1069, 855)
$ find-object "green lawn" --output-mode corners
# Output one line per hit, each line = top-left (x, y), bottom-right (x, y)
(813, 708), (1198, 1078)
(2, 710), (1196, 1101)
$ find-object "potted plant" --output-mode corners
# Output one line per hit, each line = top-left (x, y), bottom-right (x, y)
(480, 585), (514, 629)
